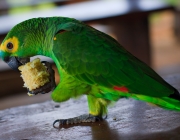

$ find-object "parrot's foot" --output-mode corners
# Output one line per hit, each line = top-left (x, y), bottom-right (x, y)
(53, 114), (103, 129)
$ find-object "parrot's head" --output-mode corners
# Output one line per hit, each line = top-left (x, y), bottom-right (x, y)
(0, 18), (52, 71)
(0, 32), (30, 71)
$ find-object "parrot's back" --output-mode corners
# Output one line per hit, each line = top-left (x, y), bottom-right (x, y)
(47, 17), (180, 110)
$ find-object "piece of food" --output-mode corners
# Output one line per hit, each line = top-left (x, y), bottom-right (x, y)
(18, 58), (50, 92)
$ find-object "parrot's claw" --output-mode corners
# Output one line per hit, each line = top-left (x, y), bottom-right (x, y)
(53, 114), (103, 129)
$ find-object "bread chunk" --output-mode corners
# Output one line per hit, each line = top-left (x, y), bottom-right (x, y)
(18, 58), (50, 91)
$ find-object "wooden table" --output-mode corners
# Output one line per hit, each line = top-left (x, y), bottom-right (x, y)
(1, 73), (180, 139)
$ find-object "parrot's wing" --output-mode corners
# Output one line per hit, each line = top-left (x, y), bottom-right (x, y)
(51, 68), (90, 102)
(53, 23), (174, 97)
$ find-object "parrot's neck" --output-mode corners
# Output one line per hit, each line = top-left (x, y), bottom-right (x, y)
(33, 29), (55, 58)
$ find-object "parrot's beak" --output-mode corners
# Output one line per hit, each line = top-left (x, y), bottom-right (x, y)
(3, 56), (30, 71)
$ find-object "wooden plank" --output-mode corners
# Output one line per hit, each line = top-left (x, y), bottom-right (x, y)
(0, 70), (26, 97)
(110, 14), (150, 65)
(1, 73), (180, 139)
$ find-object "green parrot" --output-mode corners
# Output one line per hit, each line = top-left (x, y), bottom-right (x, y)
(0, 17), (180, 127)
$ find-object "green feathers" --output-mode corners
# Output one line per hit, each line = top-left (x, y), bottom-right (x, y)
(1, 17), (180, 117)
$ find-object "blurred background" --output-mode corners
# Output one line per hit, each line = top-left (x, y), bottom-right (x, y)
(0, 0), (180, 110)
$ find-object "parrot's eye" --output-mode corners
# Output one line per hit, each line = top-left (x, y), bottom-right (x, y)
(6, 42), (13, 50)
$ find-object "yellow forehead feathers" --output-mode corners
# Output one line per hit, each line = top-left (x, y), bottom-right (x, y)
(0, 37), (19, 53)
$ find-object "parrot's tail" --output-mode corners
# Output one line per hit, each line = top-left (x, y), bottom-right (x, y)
(168, 89), (180, 101)
(99, 86), (180, 110)
(131, 91), (180, 111)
